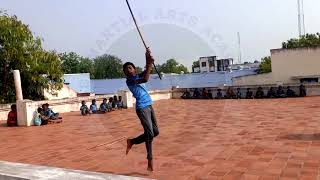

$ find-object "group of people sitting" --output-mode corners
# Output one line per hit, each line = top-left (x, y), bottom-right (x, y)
(35, 103), (62, 126)
(181, 84), (307, 99)
(80, 95), (124, 116)
(7, 103), (62, 127)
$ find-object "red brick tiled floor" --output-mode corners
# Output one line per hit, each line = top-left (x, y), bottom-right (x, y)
(1, 98), (320, 180)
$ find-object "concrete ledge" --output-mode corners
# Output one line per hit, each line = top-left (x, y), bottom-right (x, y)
(0, 161), (154, 180)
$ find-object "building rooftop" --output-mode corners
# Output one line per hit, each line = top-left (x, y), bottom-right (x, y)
(1, 97), (320, 179)
(91, 69), (257, 94)
(64, 73), (91, 93)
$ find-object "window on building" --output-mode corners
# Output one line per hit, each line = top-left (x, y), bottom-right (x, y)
(201, 62), (207, 67)
(300, 78), (319, 84)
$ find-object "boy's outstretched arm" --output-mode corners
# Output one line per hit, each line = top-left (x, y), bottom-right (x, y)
(139, 48), (154, 83)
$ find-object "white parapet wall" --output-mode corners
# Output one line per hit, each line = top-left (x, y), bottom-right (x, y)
(16, 95), (115, 127)
(232, 73), (275, 86)
(0, 104), (12, 122)
(118, 89), (172, 108)
(5, 89), (173, 127)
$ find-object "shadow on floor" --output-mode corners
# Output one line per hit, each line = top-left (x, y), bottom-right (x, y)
(280, 134), (320, 141)
(0, 123), (8, 127)
(121, 172), (150, 177)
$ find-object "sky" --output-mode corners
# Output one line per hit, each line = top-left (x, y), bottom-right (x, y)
(1, 0), (320, 69)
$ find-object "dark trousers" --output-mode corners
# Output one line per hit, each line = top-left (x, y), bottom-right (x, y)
(132, 105), (159, 160)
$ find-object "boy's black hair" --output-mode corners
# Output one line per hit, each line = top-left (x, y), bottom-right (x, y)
(37, 107), (43, 113)
(123, 62), (136, 72)
(11, 104), (16, 110)
(81, 100), (85, 104)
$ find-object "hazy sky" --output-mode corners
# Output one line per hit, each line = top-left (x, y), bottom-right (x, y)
(1, 0), (320, 69)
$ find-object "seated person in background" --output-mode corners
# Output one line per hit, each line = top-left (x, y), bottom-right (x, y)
(112, 95), (118, 109)
(90, 99), (98, 113)
(208, 90), (213, 99)
(37, 107), (49, 125)
(108, 97), (114, 111)
(7, 104), (18, 127)
(267, 87), (277, 98)
(276, 86), (286, 98)
(202, 88), (209, 99)
(181, 89), (191, 99)
(245, 88), (254, 99)
(42, 103), (61, 120)
(80, 101), (90, 116)
(255, 87), (265, 99)
(236, 88), (242, 99)
(100, 98), (108, 113)
(193, 88), (201, 99)
(299, 84), (307, 97)
(215, 89), (223, 99)
(286, 86), (296, 97)
(225, 87), (236, 99)
(38, 107), (62, 124)
(117, 96), (124, 109)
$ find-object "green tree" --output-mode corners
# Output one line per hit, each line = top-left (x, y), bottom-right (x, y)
(135, 66), (143, 74)
(192, 60), (200, 68)
(59, 52), (80, 74)
(282, 33), (320, 49)
(151, 64), (162, 74)
(0, 12), (63, 103)
(158, 59), (189, 74)
(78, 57), (94, 78)
(192, 60), (200, 72)
(93, 54), (123, 79)
(258, 56), (271, 74)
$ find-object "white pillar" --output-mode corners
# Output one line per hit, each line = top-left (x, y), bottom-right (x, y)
(13, 70), (23, 101)
(118, 90), (134, 108)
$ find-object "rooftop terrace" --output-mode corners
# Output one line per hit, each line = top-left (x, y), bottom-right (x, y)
(1, 98), (320, 180)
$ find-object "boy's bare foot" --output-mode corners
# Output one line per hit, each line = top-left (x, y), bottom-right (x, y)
(126, 139), (133, 155)
(147, 159), (153, 172)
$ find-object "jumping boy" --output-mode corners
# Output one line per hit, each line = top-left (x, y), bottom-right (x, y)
(123, 48), (159, 172)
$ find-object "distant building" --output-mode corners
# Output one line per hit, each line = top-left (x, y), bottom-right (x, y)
(197, 56), (233, 73)
(193, 67), (200, 73)
(63, 73), (92, 96)
(91, 69), (257, 94)
(229, 62), (260, 71)
(233, 46), (320, 86)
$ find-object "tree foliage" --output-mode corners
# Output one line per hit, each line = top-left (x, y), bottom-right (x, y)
(192, 61), (200, 68)
(282, 33), (320, 49)
(191, 60), (200, 72)
(60, 52), (80, 74)
(78, 57), (94, 76)
(257, 56), (271, 74)
(135, 66), (143, 74)
(93, 54), (124, 79)
(156, 59), (189, 74)
(0, 12), (63, 103)
(59, 52), (94, 78)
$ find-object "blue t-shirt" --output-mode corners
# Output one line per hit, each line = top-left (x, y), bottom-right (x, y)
(90, 104), (97, 112)
(126, 75), (152, 110)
